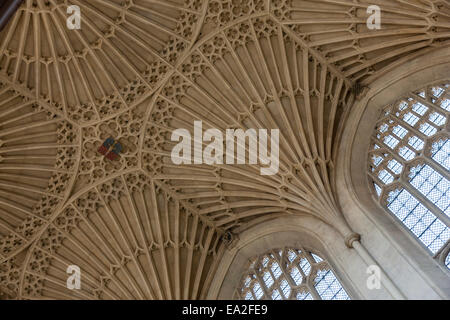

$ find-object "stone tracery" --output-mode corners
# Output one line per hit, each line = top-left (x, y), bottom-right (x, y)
(368, 81), (450, 268)
(0, 0), (448, 299)
(235, 247), (349, 300)
(0, 78), (80, 263)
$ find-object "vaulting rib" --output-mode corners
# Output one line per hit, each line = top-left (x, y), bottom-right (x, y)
(271, 0), (450, 84)
(0, 78), (80, 264)
(0, 0), (449, 300)
(142, 15), (356, 237)
(16, 171), (223, 299)
(0, 0), (207, 124)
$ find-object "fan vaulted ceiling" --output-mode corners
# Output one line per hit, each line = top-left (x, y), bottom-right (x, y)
(0, 0), (448, 299)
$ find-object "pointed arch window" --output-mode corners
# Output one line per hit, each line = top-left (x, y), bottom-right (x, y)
(368, 82), (450, 269)
(235, 248), (350, 300)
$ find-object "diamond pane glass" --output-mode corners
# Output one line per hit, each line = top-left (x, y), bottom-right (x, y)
(314, 270), (350, 300)
(409, 165), (450, 218)
(432, 139), (450, 171)
(296, 291), (313, 300)
(387, 189), (450, 254)
(369, 82), (450, 268)
(236, 248), (350, 300)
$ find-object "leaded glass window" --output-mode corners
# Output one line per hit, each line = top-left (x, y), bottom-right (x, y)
(235, 248), (350, 300)
(368, 81), (450, 269)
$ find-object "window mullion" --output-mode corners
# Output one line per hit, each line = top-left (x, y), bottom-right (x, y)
(370, 82), (450, 270)
(424, 156), (450, 182)
(370, 136), (415, 166)
(237, 249), (349, 300)
(412, 93), (449, 114)
(433, 239), (450, 260)
(368, 171), (385, 189)
(388, 114), (428, 141)
(254, 270), (272, 299)
(308, 282), (322, 300)
(281, 259), (298, 289)
(400, 181), (450, 228)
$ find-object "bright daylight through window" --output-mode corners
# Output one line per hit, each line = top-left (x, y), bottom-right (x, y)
(368, 82), (450, 269)
(236, 248), (349, 300)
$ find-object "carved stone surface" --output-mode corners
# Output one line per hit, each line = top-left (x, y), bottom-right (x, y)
(0, 0), (449, 299)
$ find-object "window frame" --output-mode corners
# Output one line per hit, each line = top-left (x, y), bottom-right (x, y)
(367, 81), (450, 269)
(234, 247), (351, 300)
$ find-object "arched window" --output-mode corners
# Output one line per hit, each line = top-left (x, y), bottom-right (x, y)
(368, 82), (450, 269)
(235, 248), (350, 300)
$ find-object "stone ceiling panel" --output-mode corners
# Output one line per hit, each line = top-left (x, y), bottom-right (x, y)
(0, 0), (207, 124)
(0, 0), (449, 299)
(0, 79), (80, 264)
(17, 170), (222, 300)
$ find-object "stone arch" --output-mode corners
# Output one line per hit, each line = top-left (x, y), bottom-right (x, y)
(336, 46), (450, 299)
